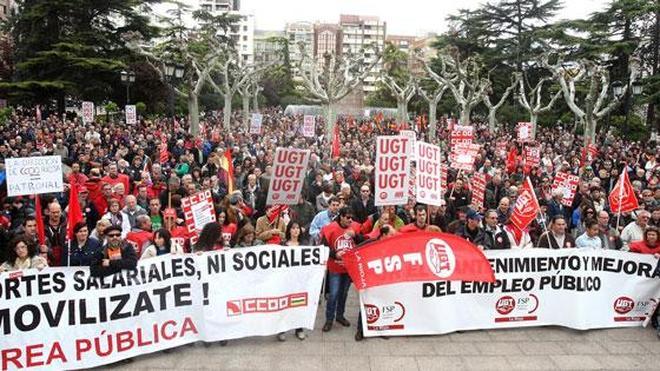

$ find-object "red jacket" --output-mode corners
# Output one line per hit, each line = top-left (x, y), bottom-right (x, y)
(102, 174), (131, 194)
(629, 241), (660, 255)
(126, 230), (152, 256)
(320, 221), (362, 274)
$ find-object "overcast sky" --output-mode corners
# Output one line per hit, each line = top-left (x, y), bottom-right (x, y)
(237, 0), (608, 36)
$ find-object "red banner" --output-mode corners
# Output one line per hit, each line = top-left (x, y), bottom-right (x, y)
(551, 172), (580, 207)
(470, 173), (487, 210)
(510, 177), (539, 230)
(609, 170), (639, 213)
(343, 232), (495, 290)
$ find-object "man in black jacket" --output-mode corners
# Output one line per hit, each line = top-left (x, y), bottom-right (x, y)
(481, 210), (511, 250)
(350, 184), (377, 223)
(90, 225), (137, 277)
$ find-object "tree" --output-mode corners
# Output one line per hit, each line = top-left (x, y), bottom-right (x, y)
(379, 43), (416, 122)
(542, 54), (641, 146)
(417, 79), (448, 138)
(296, 43), (381, 134)
(127, 2), (236, 135)
(517, 73), (563, 137)
(3, 0), (157, 111)
(482, 73), (520, 130)
(420, 46), (489, 125)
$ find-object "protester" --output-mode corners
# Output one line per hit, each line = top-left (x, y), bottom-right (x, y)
(90, 225), (137, 277)
(0, 236), (48, 272)
(277, 220), (308, 342)
(481, 209), (511, 250)
(621, 210), (651, 250)
(140, 229), (184, 259)
(575, 219), (604, 249)
(62, 221), (103, 266)
(538, 215), (576, 249)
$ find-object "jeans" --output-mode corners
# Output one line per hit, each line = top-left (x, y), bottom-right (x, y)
(326, 272), (351, 321)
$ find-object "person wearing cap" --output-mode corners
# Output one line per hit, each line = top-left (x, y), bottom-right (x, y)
(456, 209), (485, 245)
(62, 221), (103, 266)
(90, 225), (137, 277)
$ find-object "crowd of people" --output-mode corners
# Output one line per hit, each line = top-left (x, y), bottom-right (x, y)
(0, 106), (658, 342)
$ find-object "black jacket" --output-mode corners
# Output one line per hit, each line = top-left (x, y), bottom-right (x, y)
(90, 242), (138, 277)
(481, 225), (511, 250)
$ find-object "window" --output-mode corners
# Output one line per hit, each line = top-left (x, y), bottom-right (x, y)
(242, 35), (247, 41)
(243, 26), (248, 32)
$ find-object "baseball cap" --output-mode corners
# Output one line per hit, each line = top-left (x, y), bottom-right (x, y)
(466, 209), (483, 221)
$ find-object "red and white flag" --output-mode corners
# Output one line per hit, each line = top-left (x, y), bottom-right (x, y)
(608, 169), (639, 214)
(510, 177), (540, 230)
(470, 173), (487, 210)
(343, 231), (495, 290)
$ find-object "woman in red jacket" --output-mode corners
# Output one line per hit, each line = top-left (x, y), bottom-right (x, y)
(629, 226), (659, 257)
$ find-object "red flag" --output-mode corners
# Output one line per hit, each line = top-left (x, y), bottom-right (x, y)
(343, 231), (495, 290)
(66, 182), (84, 241)
(219, 149), (235, 193)
(580, 143), (599, 166)
(608, 169), (639, 214)
(510, 177), (540, 231)
(34, 195), (46, 246)
(159, 135), (168, 164)
(331, 123), (340, 159)
(506, 146), (518, 174)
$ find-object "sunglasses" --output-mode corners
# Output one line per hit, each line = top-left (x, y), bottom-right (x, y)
(107, 233), (121, 238)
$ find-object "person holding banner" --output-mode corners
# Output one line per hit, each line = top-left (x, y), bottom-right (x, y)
(90, 225), (137, 277)
(320, 207), (365, 332)
(61, 221), (103, 266)
(0, 236), (47, 272)
(621, 210), (651, 250)
(538, 215), (575, 249)
(629, 226), (659, 255)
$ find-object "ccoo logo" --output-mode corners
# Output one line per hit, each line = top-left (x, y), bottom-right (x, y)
(613, 296), (635, 314)
(425, 238), (456, 279)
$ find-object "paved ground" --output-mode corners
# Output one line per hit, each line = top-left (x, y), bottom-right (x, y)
(107, 291), (660, 371)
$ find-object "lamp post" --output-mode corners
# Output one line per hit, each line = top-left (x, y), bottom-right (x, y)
(164, 63), (185, 117)
(120, 70), (136, 105)
(624, 80), (642, 133)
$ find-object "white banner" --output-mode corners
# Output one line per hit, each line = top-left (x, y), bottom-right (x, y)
(359, 249), (660, 337)
(302, 115), (315, 138)
(266, 148), (310, 205)
(1, 246), (328, 370)
(5, 156), (63, 197)
(82, 102), (94, 124)
(415, 141), (443, 206)
(400, 130), (416, 162)
(250, 113), (263, 134)
(125, 105), (137, 125)
(375, 136), (412, 206)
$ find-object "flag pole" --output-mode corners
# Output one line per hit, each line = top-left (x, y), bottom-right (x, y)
(616, 168), (624, 231)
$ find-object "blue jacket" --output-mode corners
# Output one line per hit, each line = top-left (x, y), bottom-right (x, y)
(62, 237), (103, 267)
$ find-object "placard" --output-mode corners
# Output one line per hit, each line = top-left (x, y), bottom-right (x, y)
(181, 190), (216, 244)
(517, 122), (533, 142)
(266, 148), (310, 205)
(125, 105), (137, 125)
(415, 141), (443, 206)
(250, 113), (263, 134)
(5, 155), (64, 197)
(470, 173), (487, 210)
(302, 115), (315, 137)
(551, 172), (580, 207)
(82, 101), (94, 124)
(375, 136), (412, 206)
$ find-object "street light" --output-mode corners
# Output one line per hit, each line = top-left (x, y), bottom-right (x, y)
(611, 80), (624, 99)
(120, 70), (136, 105)
(164, 63), (185, 116)
(631, 80), (643, 96)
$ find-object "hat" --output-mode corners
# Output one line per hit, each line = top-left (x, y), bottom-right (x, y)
(104, 225), (123, 235)
(466, 209), (483, 221)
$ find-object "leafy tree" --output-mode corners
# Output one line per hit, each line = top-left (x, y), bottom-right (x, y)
(2, 0), (158, 112)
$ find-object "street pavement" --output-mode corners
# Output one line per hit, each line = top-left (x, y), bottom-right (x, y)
(106, 290), (660, 371)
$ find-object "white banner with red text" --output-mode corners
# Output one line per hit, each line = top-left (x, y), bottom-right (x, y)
(358, 249), (660, 337)
(0, 245), (328, 370)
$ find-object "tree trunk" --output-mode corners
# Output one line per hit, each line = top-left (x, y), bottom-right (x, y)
(397, 99), (407, 123)
(188, 93), (199, 136)
(488, 109), (497, 131)
(530, 113), (538, 141)
(242, 95), (250, 129)
(253, 91), (259, 113)
(460, 107), (471, 126)
(429, 103), (437, 139)
(223, 94), (232, 130)
(324, 102), (336, 137)
(584, 117), (596, 146)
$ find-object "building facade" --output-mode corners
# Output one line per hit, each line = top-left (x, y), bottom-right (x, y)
(339, 14), (387, 93)
(0, 0), (11, 21)
(253, 30), (286, 64)
(198, 0), (254, 64)
(313, 23), (342, 59)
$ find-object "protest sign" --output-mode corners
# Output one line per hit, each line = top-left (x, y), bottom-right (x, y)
(5, 156), (63, 197)
(354, 249), (660, 337)
(302, 115), (315, 137)
(517, 122), (533, 142)
(181, 190), (216, 244)
(125, 105), (137, 125)
(0, 247), (328, 370)
(470, 173), (487, 210)
(449, 143), (480, 171)
(551, 172), (580, 207)
(415, 141), (443, 206)
(400, 130), (417, 162)
(375, 135), (412, 206)
(82, 102), (94, 124)
(450, 125), (474, 150)
(440, 164), (448, 196)
(250, 113), (263, 134)
(524, 145), (541, 168)
(496, 141), (507, 158)
(266, 148), (310, 205)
